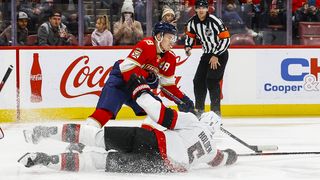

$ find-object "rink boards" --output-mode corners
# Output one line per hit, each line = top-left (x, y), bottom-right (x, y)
(0, 47), (320, 122)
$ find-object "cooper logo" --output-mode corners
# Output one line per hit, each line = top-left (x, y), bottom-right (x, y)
(60, 56), (112, 98)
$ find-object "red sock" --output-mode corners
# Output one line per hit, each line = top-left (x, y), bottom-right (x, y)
(90, 108), (113, 127)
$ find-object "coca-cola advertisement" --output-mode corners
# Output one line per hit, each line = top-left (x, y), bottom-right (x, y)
(30, 53), (42, 103)
(17, 49), (195, 120)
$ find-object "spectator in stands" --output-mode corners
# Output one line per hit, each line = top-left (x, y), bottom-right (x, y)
(223, 2), (246, 34)
(259, 0), (286, 27)
(160, 6), (177, 26)
(91, 15), (113, 46)
(293, 2), (320, 42)
(294, 2), (320, 22)
(134, 0), (146, 23)
(39, 0), (56, 24)
(223, 2), (260, 39)
(293, 0), (308, 13)
(238, 0), (262, 30)
(37, 10), (71, 46)
(0, 11), (29, 46)
(113, 0), (143, 45)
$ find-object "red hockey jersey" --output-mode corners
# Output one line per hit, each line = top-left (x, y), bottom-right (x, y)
(119, 37), (184, 100)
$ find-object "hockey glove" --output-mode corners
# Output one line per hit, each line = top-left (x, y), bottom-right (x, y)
(126, 74), (151, 100)
(177, 95), (195, 113)
(146, 70), (159, 89)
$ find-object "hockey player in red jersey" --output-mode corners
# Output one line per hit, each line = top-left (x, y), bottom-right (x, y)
(19, 74), (237, 173)
(86, 22), (195, 128)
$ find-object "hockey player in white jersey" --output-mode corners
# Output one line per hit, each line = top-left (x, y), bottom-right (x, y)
(19, 74), (237, 173)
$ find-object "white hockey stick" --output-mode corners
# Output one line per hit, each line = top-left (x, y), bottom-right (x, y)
(160, 87), (278, 152)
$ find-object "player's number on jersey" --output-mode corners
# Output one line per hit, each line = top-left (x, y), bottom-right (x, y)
(187, 141), (205, 164)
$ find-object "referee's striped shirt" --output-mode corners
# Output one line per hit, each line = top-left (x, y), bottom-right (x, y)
(185, 13), (230, 55)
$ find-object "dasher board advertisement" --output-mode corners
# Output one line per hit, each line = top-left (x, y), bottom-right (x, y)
(18, 49), (196, 109)
(255, 49), (320, 103)
(19, 49), (128, 109)
(0, 50), (16, 109)
(18, 48), (320, 108)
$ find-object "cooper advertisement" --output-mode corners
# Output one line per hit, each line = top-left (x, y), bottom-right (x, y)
(256, 49), (320, 103)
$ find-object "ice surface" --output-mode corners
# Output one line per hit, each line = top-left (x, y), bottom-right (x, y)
(1, 117), (320, 180)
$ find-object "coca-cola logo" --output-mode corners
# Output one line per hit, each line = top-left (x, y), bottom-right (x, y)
(30, 74), (42, 81)
(60, 56), (112, 98)
(60, 55), (189, 99)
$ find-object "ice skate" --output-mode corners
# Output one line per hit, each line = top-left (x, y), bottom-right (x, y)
(18, 152), (59, 168)
(23, 126), (57, 144)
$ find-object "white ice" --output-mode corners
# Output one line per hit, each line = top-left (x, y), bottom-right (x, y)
(1, 117), (320, 180)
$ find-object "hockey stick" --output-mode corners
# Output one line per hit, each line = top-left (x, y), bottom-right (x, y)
(220, 127), (278, 153)
(0, 65), (13, 92)
(0, 127), (4, 139)
(238, 151), (320, 156)
(159, 87), (278, 152)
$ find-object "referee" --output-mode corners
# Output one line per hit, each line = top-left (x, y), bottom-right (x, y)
(184, 0), (230, 117)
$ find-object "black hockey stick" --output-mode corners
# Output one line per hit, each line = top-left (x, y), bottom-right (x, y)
(0, 65), (13, 92)
(238, 151), (320, 156)
(0, 127), (4, 139)
(160, 87), (278, 153)
(220, 127), (278, 153)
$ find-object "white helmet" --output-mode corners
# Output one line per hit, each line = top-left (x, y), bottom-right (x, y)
(199, 111), (221, 134)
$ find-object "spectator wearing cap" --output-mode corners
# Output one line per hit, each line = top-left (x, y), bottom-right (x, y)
(37, 10), (71, 46)
(161, 6), (177, 26)
(91, 15), (113, 46)
(113, 0), (143, 45)
(0, 11), (29, 46)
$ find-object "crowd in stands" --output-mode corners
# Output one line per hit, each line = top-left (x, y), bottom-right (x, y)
(0, 0), (320, 46)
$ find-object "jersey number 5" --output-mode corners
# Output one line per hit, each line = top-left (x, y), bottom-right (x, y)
(187, 141), (205, 164)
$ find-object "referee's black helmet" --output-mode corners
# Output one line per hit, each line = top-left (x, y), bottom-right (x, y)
(195, 0), (208, 8)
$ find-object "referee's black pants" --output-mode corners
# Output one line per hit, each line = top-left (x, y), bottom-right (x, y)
(193, 50), (229, 115)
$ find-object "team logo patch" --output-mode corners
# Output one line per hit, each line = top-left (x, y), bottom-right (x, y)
(131, 48), (142, 59)
(205, 27), (212, 36)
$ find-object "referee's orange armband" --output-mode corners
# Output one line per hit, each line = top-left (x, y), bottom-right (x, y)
(186, 31), (196, 38)
(218, 31), (230, 39)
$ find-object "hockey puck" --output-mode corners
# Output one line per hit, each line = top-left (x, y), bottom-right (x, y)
(0, 127), (4, 139)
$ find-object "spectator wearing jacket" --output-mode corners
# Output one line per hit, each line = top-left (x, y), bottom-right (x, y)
(37, 10), (71, 46)
(113, 0), (143, 45)
(0, 11), (29, 46)
(91, 15), (113, 46)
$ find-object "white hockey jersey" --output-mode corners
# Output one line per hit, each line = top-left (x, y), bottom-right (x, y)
(142, 111), (222, 170)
